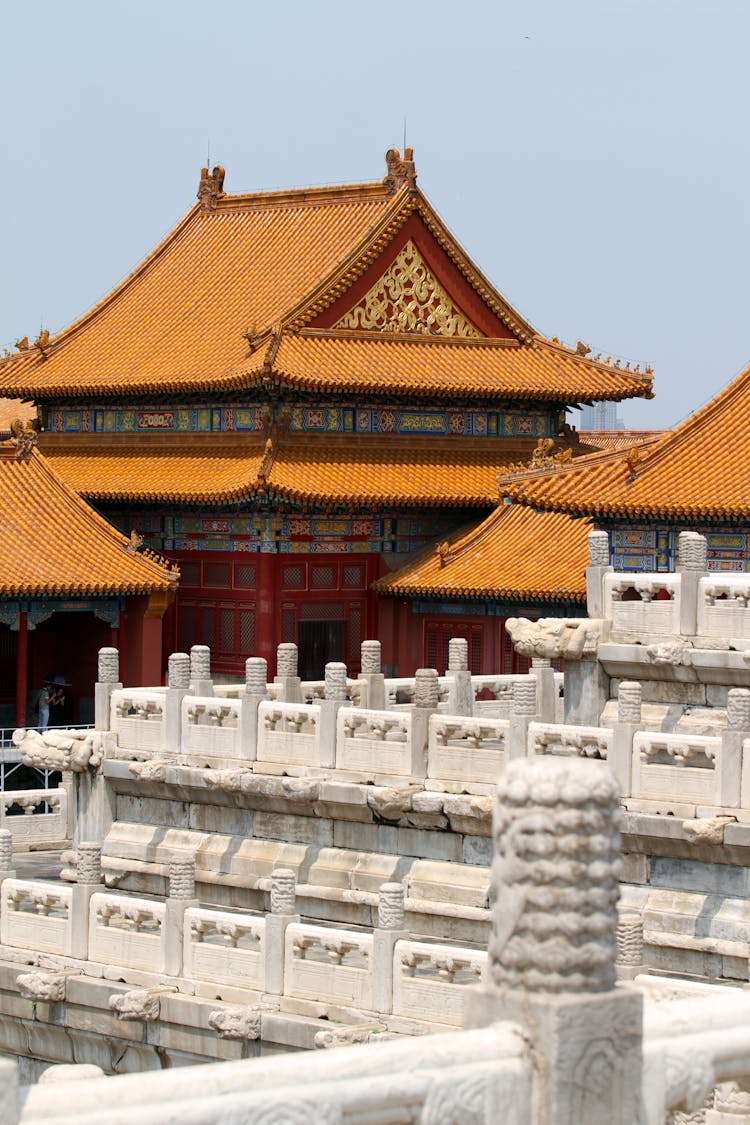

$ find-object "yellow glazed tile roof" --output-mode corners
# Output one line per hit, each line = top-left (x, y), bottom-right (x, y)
(375, 504), (589, 602)
(46, 441), (268, 503)
(0, 153), (653, 406)
(0, 184), (397, 399)
(254, 331), (652, 404)
(44, 435), (531, 508)
(266, 439), (522, 507)
(577, 429), (665, 452)
(0, 446), (177, 596)
(499, 362), (750, 519)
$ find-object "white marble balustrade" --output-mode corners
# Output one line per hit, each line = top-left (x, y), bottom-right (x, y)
(88, 892), (166, 972)
(428, 715), (509, 785)
(183, 906), (266, 990)
(256, 701), (321, 767)
(632, 732), (724, 805)
(604, 572), (681, 635)
(392, 938), (487, 1027)
(1, 879), (73, 956)
(181, 696), (243, 760)
(110, 689), (166, 752)
(0, 788), (68, 845)
(284, 922), (373, 1008)
(335, 708), (413, 775)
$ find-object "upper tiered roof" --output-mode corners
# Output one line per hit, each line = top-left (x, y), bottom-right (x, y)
(498, 363), (750, 520)
(0, 438), (178, 597)
(0, 151), (653, 408)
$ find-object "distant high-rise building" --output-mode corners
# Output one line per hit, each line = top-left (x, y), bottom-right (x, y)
(579, 400), (625, 430)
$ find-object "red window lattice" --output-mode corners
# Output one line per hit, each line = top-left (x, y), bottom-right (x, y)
(343, 565), (365, 589)
(311, 566), (336, 589)
(348, 605), (362, 662)
(239, 609), (255, 655)
(298, 602), (344, 621)
(235, 564), (256, 588)
(282, 606), (296, 643)
(282, 566), (305, 590)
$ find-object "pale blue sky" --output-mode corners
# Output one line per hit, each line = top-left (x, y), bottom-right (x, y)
(2, 0), (747, 429)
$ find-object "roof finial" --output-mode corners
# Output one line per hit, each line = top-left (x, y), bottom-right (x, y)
(384, 146), (416, 194)
(197, 164), (226, 211)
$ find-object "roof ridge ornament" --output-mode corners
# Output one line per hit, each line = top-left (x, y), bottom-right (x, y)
(10, 418), (41, 458)
(197, 165), (226, 211)
(384, 147), (417, 195)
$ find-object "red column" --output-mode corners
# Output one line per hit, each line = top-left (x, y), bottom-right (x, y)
(15, 611), (28, 727)
(255, 550), (277, 676)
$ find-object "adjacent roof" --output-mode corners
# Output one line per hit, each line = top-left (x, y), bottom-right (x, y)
(498, 363), (750, 520)
(577, 429), (665, 452)
(42, 434), (533, 508)
(0, 444), (178, 596)
(375, 504), (590, 603)
(0, 152), (653, 408)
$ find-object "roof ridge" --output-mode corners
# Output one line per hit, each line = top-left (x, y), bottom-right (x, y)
(216, 180), (390, 210)
(535, 336), (655, 389)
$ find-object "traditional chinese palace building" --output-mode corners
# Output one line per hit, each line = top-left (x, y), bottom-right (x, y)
(0, 150), (653, 681)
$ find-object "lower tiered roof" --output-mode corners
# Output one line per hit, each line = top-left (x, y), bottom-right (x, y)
(0, 443), (178, 597)
(42, 435), (542, 509)
(374, 503), (590, 604)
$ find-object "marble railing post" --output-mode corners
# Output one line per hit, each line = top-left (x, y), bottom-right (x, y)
(723, 689), (750, 809)
(0, 830), (15, 885)
(411, 669), (439, 778)
(372, 883), (407, 1015)
(264, 868), (300, 996)
(95, 647), (122, 731)
(469, 756), (642, 1125)
(610, 680), (641, 798)
(190, 645), (213, 697)
(240, 657), (267, 761)
(508, 679), (537, 760)
(319, 662), (347, 768)
(531, 657), (556, 723)
(71, 842), (102, 959)
(166, 653), (190, 755)
(360, 640), (385, 711)
(165, 858), (198, 977)
(586, 530), (613, 619)
(274, 643), (302, 704)
(678, 531), (707, 637)
(446, 638), (472, 717)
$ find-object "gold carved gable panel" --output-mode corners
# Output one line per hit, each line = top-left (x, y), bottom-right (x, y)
(334, 240), (483, 337)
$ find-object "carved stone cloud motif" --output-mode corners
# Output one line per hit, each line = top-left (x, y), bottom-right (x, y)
(334, 240), (482, 338)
